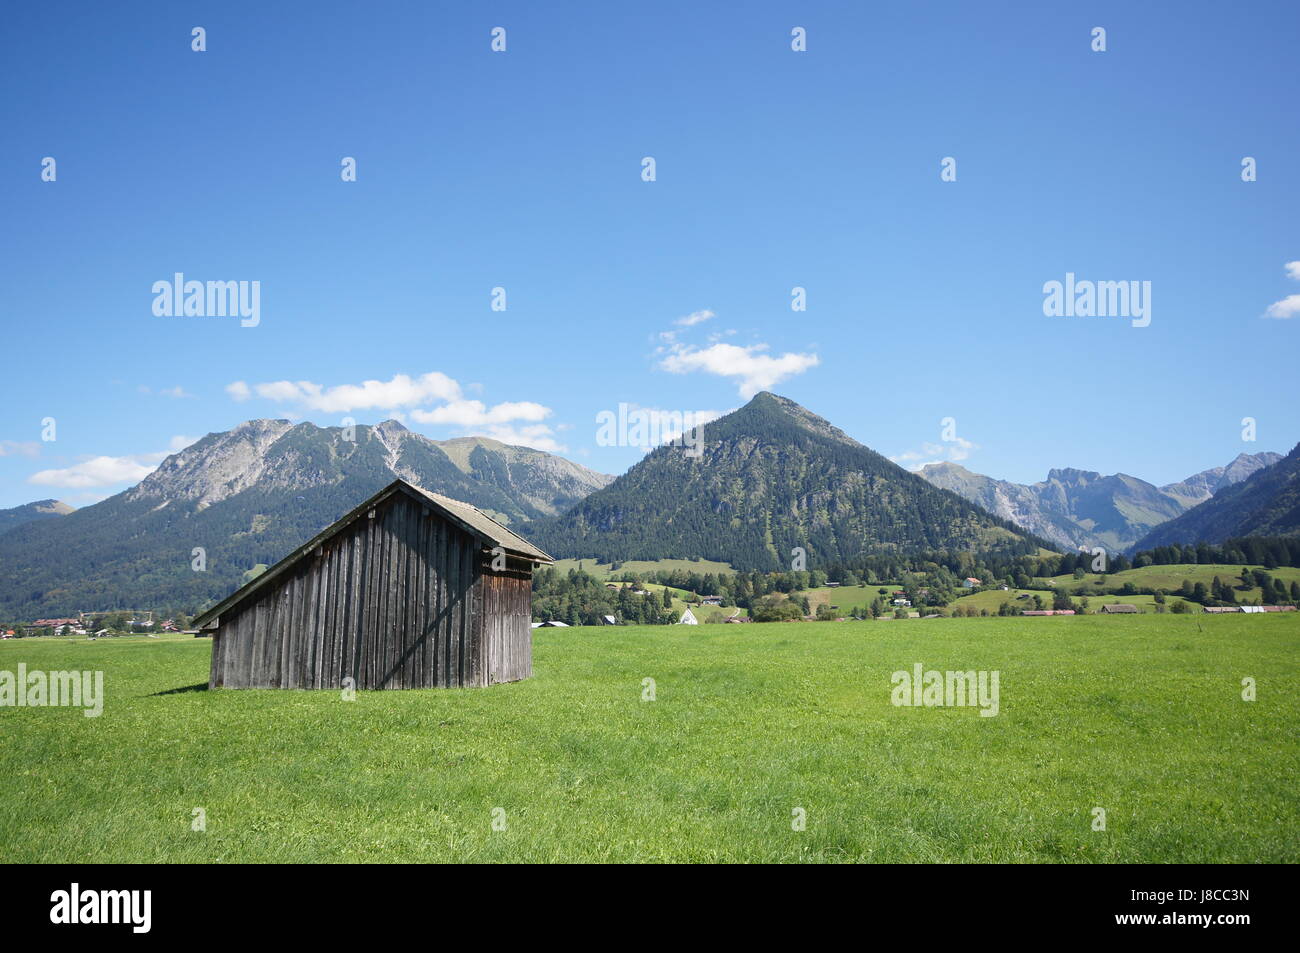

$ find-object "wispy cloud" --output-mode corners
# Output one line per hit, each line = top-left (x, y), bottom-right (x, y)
(618, 403), (731, 453)
(225, 372), (462, 413)
(0, 440), (40, 458)
(472, 423), (565, 452)
(410, 399), (550, 428)
(226, 372), (563, 451)
(890, 437), (980, 471)
(674, 309), (715, 327)
(138, 385), (194, 399)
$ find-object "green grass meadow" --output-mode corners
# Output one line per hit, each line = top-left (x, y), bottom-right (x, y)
(1047, 563), (1300, 600)
(2, 616), (1297, 863)
(549, 556), (736, 578)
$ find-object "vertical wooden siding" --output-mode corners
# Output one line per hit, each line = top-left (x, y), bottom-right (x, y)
(482, 556), (534, 684)
(208, 493), (534, 690)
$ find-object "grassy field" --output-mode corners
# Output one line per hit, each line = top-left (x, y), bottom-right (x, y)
(2, 616), (1297, 863)
(601, 580), (747, 620)
(803, 584), (885, 615)
(950, 590), (1171, 613)
(1047, 563), (1300, 601)
(550, 557), (736, 578)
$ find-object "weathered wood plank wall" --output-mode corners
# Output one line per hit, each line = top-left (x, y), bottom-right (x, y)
(208, 493), (534, 690)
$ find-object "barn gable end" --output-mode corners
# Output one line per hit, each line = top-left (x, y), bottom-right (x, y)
(197, 480), (552, 690)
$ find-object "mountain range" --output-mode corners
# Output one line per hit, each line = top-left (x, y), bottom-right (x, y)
(918, 451), (1282, 554)
(1, 392), (1297, 619)
(1132, 443), (1300, 551)
(0, 420), (611, 618)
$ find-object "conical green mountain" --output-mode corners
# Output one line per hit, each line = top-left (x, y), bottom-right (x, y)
(531, 392), (1048, 570)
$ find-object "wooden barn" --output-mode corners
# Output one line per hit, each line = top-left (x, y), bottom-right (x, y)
(192, 479), (553, 690)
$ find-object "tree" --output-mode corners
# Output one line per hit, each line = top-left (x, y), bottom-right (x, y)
(750, 594), (805, 623)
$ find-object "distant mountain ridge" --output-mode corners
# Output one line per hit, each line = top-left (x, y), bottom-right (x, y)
(0, 499), (75, 537)
(530, 392), (1049, 570)
(1132, 443), (1300, 551)
(1158, 452), (1283, 508)
(0, 419), (610, 618)
(919, 451), (1282, 554)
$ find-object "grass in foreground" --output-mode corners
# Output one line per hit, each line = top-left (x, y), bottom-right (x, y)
(2, 616), (1297, 862)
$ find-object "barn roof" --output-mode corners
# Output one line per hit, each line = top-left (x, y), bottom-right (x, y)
(193, 479), (552, 628)
(404, 484), (551, 563)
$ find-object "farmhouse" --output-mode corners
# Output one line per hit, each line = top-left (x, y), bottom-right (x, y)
(1100, 604), (1139, 614)
(193, 479), (553, 690)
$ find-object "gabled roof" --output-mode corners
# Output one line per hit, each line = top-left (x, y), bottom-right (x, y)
(193, 479), (552, 628)
(403, 483), (551, 564)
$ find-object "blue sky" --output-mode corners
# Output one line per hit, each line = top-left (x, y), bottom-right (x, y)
(2, 1), (1297, 508)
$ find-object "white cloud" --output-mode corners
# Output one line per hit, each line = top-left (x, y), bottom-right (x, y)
(410, 399), (550, 428)
(659, 342), (820, 397)
(0, 440), (40, 458)
(411, 402), (559, 450)
(227, 372), (563, 450)
(227, 372), (464, 413)
(1264, 294), (1300, 319)
(478, 424), (565, 452)
(674, 309), (716, 327)
(1263, 262), (1300, 318)
(890, 437), (980, 471)
(26, 435), (200, 489)
(29, 455), (157, 489)
(137, 385), (193, 398)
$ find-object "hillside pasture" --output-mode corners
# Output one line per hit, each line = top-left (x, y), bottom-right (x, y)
(549, 557), (736, 579)
(1048, 563), (1300, 602)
